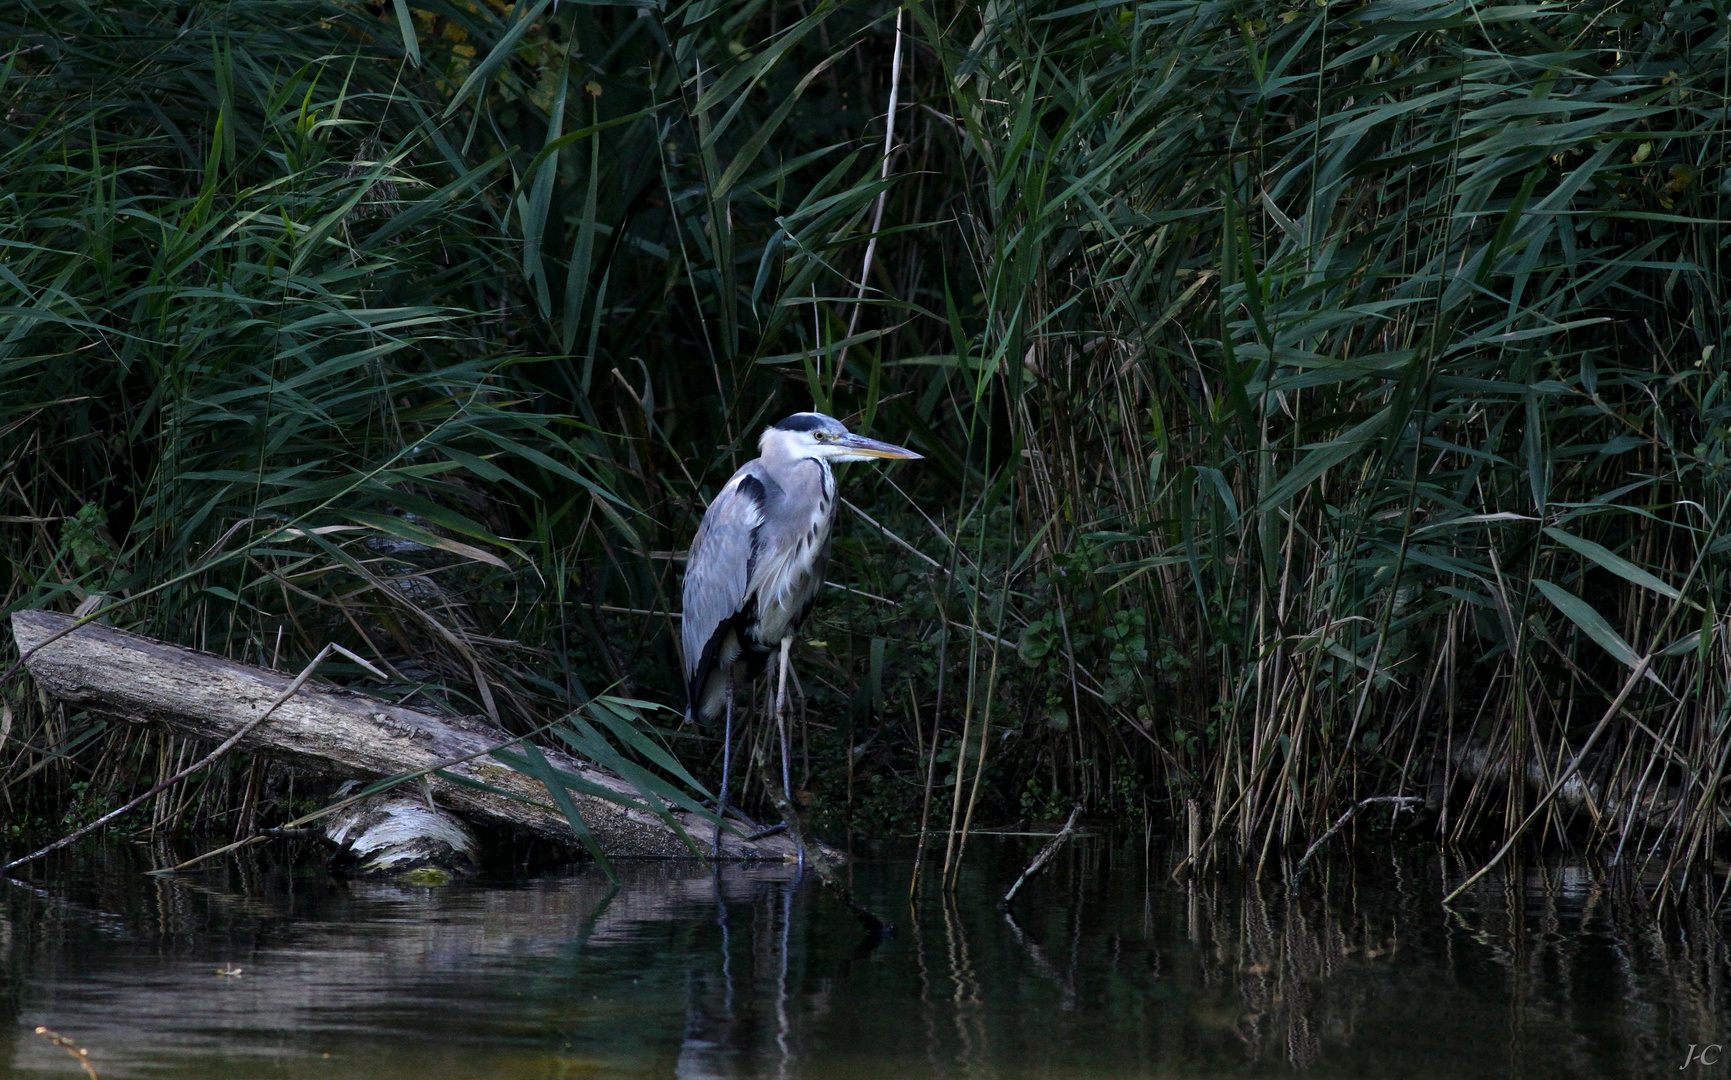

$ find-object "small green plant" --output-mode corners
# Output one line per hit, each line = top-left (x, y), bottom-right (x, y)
(59, 504), (111, 575)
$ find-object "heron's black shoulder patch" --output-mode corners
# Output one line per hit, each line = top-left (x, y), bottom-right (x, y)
(773, 412), (831, 432)
(736, 473), (768, 507)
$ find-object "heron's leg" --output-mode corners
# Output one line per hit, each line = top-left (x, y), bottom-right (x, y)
(775, 637), (793, 804)
(714, 677), (734, 859)
(774, 636), (804, 868)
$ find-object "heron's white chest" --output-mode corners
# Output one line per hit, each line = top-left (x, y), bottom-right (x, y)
(748, 459), (834, 643)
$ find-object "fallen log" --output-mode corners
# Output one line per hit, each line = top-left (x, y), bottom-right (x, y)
(1445, 741), (1679, 836)
(10, 609), (802, 862)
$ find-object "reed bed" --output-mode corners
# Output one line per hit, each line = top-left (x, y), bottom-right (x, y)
(2, 0), (1728, 895)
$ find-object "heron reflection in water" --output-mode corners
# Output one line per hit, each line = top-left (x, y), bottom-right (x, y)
(681, 412), (921, 852)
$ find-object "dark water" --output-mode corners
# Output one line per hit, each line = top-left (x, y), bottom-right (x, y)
(2, 838), (1727, 1079)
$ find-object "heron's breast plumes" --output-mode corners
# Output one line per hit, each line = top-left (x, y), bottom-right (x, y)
(750, 516), (830, 634)
(745, 459), (834, 644)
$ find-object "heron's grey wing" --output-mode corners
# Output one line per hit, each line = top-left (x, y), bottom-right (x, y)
(681, 469), (768, 691)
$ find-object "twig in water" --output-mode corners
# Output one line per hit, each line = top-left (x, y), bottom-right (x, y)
(34, 1026), (99, 1080)
(2, 642), (384, 874)
(1289, 796), (1422, 884)
(1001, 805), (1082, 908)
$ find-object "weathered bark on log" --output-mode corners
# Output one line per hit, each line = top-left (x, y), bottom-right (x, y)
(10, 610), (802, 861)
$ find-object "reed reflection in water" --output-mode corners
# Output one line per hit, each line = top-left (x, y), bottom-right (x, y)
(1, 839), (1726, 1078)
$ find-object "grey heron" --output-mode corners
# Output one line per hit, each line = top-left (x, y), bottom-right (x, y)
(682, 411), (920, 853)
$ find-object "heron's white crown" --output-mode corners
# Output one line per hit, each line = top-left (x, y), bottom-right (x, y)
(759, 412), (922, 463)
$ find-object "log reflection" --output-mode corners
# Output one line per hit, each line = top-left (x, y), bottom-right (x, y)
(0, 840), (1726, 1077)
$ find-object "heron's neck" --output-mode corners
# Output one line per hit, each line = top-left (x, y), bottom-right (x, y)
(759, 433), (829, 471)
(759, 445), (835, 504)
(812, 455), (835, 502)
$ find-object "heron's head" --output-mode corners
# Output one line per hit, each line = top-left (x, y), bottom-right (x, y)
(760, 412), (923, 463)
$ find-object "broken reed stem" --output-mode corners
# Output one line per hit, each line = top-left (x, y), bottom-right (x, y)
(1443, 497), (1730, 906)
(1001, 804), (1081, 908)
(1289, 796), (1422, 884)
(946, 560), (1018, 890)
(911, 544), (959, 899)
(1187, 798), (1200, 866)
(949, 622), (1004, 890)
(938, 671), (976, 887)
(909, 675), (942, 898)
(2, 642), (383, 874)
(1442, 654), (1653, 905)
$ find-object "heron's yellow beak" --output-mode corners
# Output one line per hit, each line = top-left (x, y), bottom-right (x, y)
(835, 433), (922, 460)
